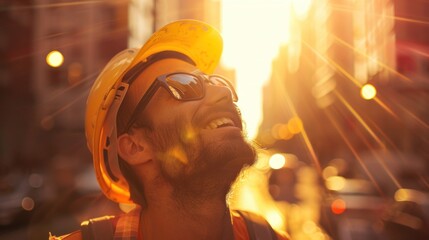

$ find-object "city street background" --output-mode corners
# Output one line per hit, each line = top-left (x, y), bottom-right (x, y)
(1, 0), (428, 239)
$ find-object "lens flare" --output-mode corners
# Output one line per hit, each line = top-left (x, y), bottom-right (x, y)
(168, 146), (188, 165)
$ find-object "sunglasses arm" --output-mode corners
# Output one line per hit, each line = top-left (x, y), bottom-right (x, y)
(123, 81), (160, 132)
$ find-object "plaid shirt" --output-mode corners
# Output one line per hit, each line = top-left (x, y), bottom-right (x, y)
(113, 206), (141, 240)
(49, 206), (289, 240)
(48, 206), (141, 240)
(112, 207), (290, 240)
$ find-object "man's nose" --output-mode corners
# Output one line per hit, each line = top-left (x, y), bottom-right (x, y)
(204, 83), (234, 105)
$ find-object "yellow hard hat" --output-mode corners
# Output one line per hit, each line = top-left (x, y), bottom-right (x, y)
(85, 19), (223, 203)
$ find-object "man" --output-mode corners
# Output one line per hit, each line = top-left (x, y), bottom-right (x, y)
(50, 19), (289, 240)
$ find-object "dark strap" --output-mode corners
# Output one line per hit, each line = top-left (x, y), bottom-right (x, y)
(80, 215), (116, 240)
(236, 210), (278, 240)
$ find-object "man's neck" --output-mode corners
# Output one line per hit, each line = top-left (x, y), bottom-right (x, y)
(139, 197), (234, 240)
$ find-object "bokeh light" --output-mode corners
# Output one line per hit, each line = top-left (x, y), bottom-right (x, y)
(331, 198), (346, 215)
(28, 173), (44, 188)
(325, 176), (346, 191)
(360, 83), (377, 100)
(322, 166), (338, 179)
(269, 153), (286, 169)
(46, 50), (64, 68)
(21, 197), (35, 211)
(288, 117), (303, 134)
(394, 188), (427, 204)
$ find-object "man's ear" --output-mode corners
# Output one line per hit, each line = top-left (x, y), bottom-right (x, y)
(117, 131), (152, 166)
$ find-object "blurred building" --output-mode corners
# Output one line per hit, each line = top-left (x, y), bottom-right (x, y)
(1, 0), (36, 171)
(1, 0), (223, 237)
(32, 0), (129, 166)
(2, 0), (222, 170)
(391, 0), (429, 161)
(0, 1), (130, 172)
(257, 0), (428, 172)
(255, 1), (429, 239)
(395, 0), (429, 45)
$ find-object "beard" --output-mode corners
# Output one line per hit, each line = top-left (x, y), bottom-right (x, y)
(146, 116), (256, 203)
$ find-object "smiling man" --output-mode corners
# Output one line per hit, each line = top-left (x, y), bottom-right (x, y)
(50, 19), (289, 240)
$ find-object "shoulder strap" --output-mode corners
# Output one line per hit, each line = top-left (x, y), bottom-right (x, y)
(236, 210), (278, 240)
(80, 215), (116, 240)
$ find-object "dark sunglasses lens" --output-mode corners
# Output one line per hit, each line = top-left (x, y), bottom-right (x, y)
(209, 76), (238, 101)
(166, 74), (203, 100)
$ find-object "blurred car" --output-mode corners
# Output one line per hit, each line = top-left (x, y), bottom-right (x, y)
(381, 188), (429, 240)
(0, 170), (48, 228)
(320, 177), (388, 240)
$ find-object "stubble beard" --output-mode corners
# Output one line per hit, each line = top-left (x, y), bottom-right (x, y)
(147, 117), (257, 205)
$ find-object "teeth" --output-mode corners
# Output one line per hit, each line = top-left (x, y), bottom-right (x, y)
(205, 117), (235, 129)
(209, 122), (217, 129)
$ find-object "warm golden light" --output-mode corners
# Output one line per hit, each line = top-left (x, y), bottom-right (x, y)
(302, 220), (318, 234)
(325, 176), (346, 191)
(221, 0), (292, 139)
(183, 126), (197, 142)
(279, 124), (293, 140)
(394, 189), (408, 201)
(269, 153), (286, 169)
(292, 0), (313, 19)
(119, 203), (137, 213)
(395, 188), (427, 204)
(322, 166), (338, 179)
(265, 209), (285, 230)
(271, 123), (282, 140)
(302, 220), (323, 235)
(288, 117), (303, 134)
(168, 145), (188, 164)
(361, 83), (377, 100)
(46, 50), (64, 67)
(272, 123), (294, 140)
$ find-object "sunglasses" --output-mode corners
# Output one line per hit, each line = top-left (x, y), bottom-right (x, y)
(123, 71), (238, 132)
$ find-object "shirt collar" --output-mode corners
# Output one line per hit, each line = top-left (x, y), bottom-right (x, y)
(113, 205), (141, 240)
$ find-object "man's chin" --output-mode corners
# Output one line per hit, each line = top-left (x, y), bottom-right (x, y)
(201, 132), (256, 171)
(189, 138), (256, 196)
(160, 131), (256, 201)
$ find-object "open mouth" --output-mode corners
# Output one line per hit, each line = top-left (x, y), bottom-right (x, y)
(204, 117), (236, 130)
